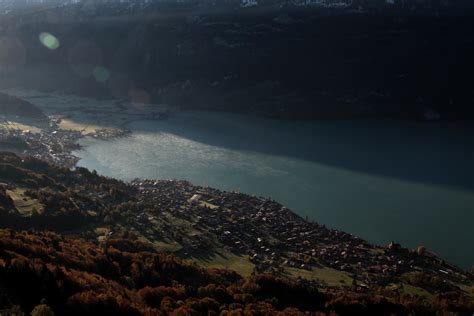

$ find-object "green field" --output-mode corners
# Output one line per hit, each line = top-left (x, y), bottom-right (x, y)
(194, 248), (255, 277)
(6, 188), (44, 216)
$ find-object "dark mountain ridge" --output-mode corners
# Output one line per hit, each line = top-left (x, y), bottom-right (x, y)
(2, 0), (474, 17)
(1, 1), (474, 119)
(0, 93), (45, 118)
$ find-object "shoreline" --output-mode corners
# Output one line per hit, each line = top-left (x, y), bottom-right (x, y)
(1, 91), (473, 272)
(0, 89), (171, 168)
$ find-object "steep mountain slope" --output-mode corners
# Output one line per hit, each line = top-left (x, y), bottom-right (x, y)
(1, 1), (474, 119)
(0, 93), (45, 118)
(0, 151), (473, 315)
(1, 229), (471, 315)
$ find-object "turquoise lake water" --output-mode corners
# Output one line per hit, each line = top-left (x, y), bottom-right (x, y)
(75, 111), (474, 269)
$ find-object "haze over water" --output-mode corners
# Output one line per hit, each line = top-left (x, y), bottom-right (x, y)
(76, 111), (474, 269)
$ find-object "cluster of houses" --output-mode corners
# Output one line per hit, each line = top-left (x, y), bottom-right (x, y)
(130, 179), (471, 288)
(0, 125), (82, 168)
(0, 116), (132, 168)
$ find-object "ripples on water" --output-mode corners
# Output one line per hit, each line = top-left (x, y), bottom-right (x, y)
(76, 111), (474, 269)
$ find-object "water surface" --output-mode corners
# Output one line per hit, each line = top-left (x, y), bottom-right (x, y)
(75, 111), (474, 269)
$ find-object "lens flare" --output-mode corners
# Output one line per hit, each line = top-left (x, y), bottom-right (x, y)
(39, 32), (60, 50)
(93, 66), (110, 83)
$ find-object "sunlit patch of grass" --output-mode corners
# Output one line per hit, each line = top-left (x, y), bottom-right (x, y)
(0, 121), (42, 133)
(200, 201), (219, 209)
(153, 241), (183, 252)
(194, 248), (255, 277)
(286, 266), (353, 287)
(399, 283), (433, 298)
(58, 119), (103, 134)
(457, 284), (474, 299)
(6, 188), (44, 216)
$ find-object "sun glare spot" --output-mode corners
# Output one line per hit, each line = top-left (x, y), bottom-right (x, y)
(39, 32), (60, 50)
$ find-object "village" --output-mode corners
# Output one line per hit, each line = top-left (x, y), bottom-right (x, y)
(127, 179), (472, 291)
(0, 105), (472, 293)
(0, 116), (131, 168)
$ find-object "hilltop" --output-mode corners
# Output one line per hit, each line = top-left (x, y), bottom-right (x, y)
(0, 151), (473, 315)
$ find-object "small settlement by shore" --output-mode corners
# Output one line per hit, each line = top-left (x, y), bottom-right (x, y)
(0, 90), (169, 168)
(0, 117), (130, 168)
(126, 179), (472, 291)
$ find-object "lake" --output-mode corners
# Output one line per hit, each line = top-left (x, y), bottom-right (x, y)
(75, 111), (474, 269)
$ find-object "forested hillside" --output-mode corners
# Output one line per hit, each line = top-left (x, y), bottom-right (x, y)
(0, 151), (473, 315)
(0, 229), (473, 315)
(1, 2), (474, 119)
